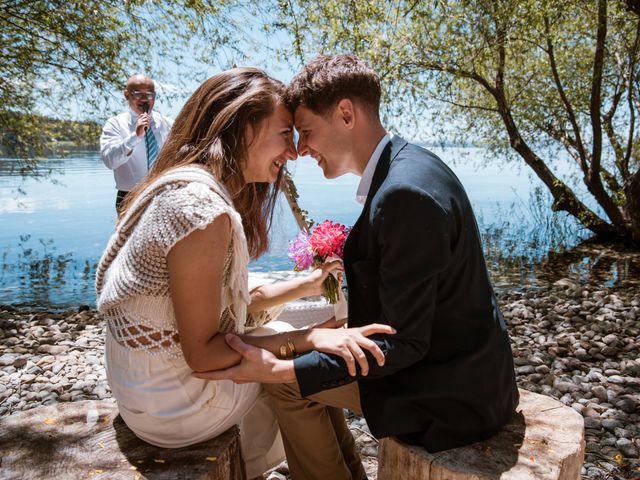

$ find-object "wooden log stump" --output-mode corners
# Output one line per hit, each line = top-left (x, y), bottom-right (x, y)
(377, 389), (585, 480)
(0, 400), (245, 480)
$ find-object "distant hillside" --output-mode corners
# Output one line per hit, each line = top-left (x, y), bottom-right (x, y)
(0, 114), (101, 157)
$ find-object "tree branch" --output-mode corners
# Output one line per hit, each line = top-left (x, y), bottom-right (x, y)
(623, 19), (640, 176)
(590, 0), (606, 174)
(586, 0), (627, 227)
(544, 16), (589, 174)
(419, 57), (614, 235)
(432, 94), (500, 113)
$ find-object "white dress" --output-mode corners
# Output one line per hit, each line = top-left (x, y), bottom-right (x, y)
(105, 328), (284, 476)
(96, 167), (285, 477)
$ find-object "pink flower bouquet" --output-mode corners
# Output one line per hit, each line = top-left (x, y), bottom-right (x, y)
(287, 220), (350, 304)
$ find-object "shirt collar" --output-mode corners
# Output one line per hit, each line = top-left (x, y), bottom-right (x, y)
(356, 132), (392, 204)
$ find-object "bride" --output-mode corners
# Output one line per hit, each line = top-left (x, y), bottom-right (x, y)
(95, 67), (393, 478)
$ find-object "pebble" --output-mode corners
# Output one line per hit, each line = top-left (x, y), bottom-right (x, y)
(591, 385), (608, 402)
(500, 282), (640, 479)
(1, 281), (639, 480)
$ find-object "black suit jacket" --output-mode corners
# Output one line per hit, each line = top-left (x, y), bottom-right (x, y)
(294, 137), (519, 452)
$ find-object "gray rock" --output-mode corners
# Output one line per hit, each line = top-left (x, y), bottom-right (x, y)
(513, 357), (529, 366)
(570, 403), (584, 414)
(585, 370), (606, 383)
(621, 444), (639, 458)
(607, 375), (626, 384)
(529, 355), (544, 366)
(615, 398), (637, 414)
(585, 442), (601, 453)
(583, 417), (602, 429)
(85, 355), (100, 365)
(601, 419), (623, 431)
(601, 346), (619, 357)
(516, 365), (535, 375)
(600, 435), (617, 446)
(555, 380), (578, 394)
(591, 385), (608, 403)
(616, 438), (632, 448)
(36, 345), (68, 355)
(0, 353), (17, 366)
(52, 362), (65, 375)
(574, 348), (591, 360)
(614, 427), (633, 439)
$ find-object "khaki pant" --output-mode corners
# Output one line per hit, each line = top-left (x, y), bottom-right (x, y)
(264, 381), (366, 480)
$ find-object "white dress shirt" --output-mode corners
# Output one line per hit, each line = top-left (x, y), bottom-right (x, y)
(100, 109), (174, 191)
(356, 132), (391, 204)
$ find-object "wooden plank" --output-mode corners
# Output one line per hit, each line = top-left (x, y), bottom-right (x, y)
(377, 389), (585, 480)
(0, 400), (245, 480)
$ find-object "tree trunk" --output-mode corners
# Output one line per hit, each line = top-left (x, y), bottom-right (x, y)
(281, 170), (311, 232)
(625, 170), (640, 243)
(377, 389), (585, 480)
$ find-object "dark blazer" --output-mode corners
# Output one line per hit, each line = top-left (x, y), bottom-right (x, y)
(294, 137), (519, 452)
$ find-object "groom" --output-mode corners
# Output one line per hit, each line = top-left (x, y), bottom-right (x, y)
(197, 54), (519, 480)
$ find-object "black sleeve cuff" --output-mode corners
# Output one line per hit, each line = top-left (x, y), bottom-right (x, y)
(294, 350), (356, 397)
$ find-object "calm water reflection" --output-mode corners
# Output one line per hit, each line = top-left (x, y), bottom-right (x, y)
(1, 149), (633, 309)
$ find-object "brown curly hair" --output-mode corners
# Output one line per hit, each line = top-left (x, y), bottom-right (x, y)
(285, 54), (381, 117)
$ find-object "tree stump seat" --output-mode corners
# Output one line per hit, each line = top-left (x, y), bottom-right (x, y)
(377, 389), (585, 480)
(0, 400), (245, 479)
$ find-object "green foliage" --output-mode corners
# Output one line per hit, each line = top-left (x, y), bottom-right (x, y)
(1, 0), (265, 167)
(273, 0), (640, 242)
(1, 113), (101, 156)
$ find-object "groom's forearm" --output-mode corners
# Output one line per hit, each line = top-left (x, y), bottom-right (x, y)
(293, 335), (429, 397)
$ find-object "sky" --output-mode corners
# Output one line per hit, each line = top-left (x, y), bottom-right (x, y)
(31, 6), (299, 126)
(76, 13), (299, 124)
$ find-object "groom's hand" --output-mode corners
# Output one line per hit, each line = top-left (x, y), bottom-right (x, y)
(192, 334), (297, 384)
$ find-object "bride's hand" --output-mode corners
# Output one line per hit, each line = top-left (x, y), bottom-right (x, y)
(303, 260), (343, 296)
(307, 324), (396, 376)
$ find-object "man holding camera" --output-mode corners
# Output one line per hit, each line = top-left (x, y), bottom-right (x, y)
(100, 74), (174, 211)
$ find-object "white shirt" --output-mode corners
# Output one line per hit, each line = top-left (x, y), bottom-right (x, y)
(100, 109), (174, 191)
(356, 132), (391, 204)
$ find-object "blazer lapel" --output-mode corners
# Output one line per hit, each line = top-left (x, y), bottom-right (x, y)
(345, 136), (408, 259)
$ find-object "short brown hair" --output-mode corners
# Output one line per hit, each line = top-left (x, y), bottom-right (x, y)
(120, 67), (287, 259)
(286, 54), (381, 117)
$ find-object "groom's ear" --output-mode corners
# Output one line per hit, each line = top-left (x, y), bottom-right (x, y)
(336, 99), (355, 130)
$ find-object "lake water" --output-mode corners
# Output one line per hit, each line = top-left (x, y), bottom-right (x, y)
(0, 148), (589, 308)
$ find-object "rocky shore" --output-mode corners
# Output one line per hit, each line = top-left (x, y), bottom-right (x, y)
(1, 281), (639, 480)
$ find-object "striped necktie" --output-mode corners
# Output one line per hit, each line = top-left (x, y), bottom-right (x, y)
(145, 127), (159, 170)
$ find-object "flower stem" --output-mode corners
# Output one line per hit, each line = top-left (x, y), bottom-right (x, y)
(322, 275), (339, 304)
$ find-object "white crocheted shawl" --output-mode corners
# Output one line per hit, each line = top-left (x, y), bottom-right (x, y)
(95, 166), (252, 353)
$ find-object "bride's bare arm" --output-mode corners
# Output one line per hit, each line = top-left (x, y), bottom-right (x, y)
(246, 262), (341, 313)
(167, 214), (243, 372)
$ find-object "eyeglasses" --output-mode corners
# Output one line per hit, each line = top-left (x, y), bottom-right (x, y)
(128, 90), (156, 100)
